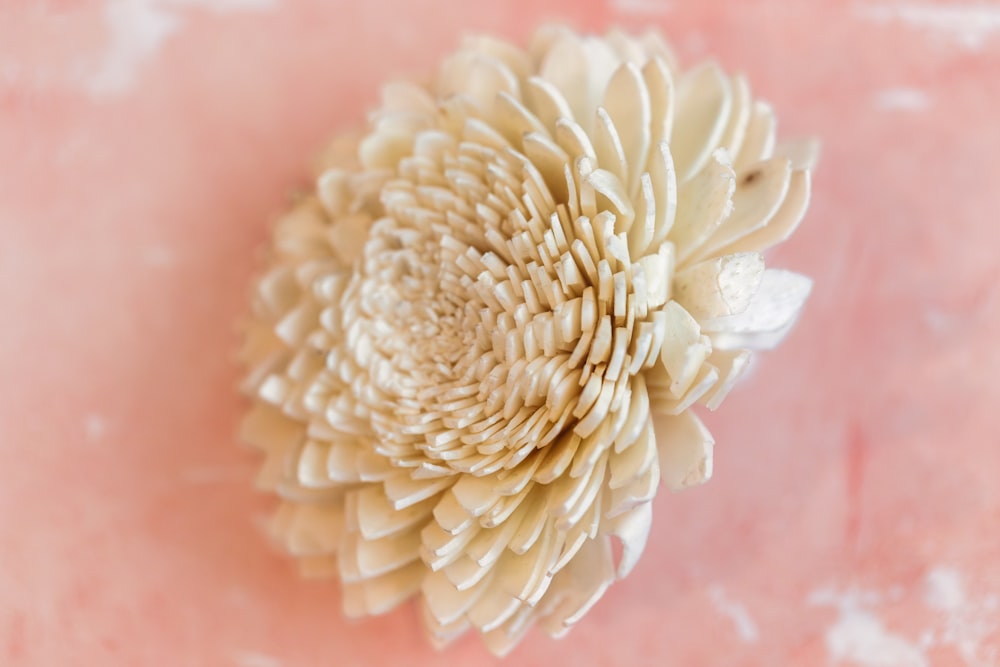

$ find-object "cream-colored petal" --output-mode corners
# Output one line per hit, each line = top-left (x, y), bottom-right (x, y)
(718, 74), (751, 159)
(275, 500), (344, 557)
(776, 137), (821, 170)
(437, 50), (520, 110)
(605, 501), (652, 578)
(603, 62), (651, 195)
(671, 148), (736, 264)
(671, 62), (732, 182)
(712, 169), (811, 257)
(733, 101), (777, 171)
(539, 31), (590, 126)
(462, 34), (533, 81)
(342, 560), (424, 617)
(354, 484), (437, 540)
(539, 536), (615, 638)
(655, 411), (714, 490)
(422, 568), (490, 626)
(524, 76), (574, 132)
(673, 252), (765, 320)
(704, 269), (813, 350)
(690, 156), (792, 264)
(700, 348), (753, 410)
(659, 301), (712, 397)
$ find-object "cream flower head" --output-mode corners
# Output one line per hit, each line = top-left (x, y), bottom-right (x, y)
(241, 25), (816, 656)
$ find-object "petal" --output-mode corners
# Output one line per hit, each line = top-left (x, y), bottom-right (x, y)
(437, 50), (520, 110)
(525, 76), (575, 132)
(602, 62), (651, 195)
(689, 156), (793, 264)
(609, 418), (656, 489)
(354, 484), (437, 540)
(540, 32), (590, 126)
(605, 500), (652, 577)
(718, 74), (752, 159)
(673, 252), (765, 320)
(277, 500), (344, 557)
(733, 100), (777, 171)
(342, 561), (424, 617)
(641, 56), (675, 162)
(461, 34), (533, 80)
(422, 568), (488, 626)
(658, 301), (712, 397)
(655, 410), (715, 491)
(643, 140), (679, 252)
(700, 349), (753, 410)
(539, 536), (615, 637)
(671, 62), (732, 182)
(776, 137), (821, 170)
(703, 269), (813, 350)
(670, 148), (735, 264)
(712, 169), (811, 256)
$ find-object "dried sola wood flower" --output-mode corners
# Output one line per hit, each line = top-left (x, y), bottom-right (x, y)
(241, 25), (816, 656)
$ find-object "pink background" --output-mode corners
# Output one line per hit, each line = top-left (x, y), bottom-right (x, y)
(2, 1), (999, 665)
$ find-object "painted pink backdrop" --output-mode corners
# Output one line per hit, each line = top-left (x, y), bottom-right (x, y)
(2, 1), (999, 665)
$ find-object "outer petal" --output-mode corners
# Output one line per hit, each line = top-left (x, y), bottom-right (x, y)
(703, 269), (813, 350)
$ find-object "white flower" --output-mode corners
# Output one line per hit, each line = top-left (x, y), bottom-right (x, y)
(241, 25), (816, 656)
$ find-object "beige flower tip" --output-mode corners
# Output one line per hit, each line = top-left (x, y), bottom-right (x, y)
(241, 24), (817, 657)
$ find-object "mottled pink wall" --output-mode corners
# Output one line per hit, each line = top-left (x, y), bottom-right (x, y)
(2, 1), (999, 665)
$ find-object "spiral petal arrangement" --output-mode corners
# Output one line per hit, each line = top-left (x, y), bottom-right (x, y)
(241, 25), (816, 656)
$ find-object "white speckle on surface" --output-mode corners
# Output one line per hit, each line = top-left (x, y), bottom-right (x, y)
(856, 3), (1000, 50)
(232, 650), (283, 667)
(708, 586), (759, 643)
(89, 0), (180, 96)
(923, 567), (998, 667)
(922, 306), (960, 335)
(143, 245), (175, 267)
(89, 0), (276, 97)
(84, 413), (108, 441)
(810, 588), (927, 667)
(610, 0), (672, 16)
(925, 567), (966, 611)
(811, 574), (1000, 667)
(873, 87), (931, 111)
(827, 608), (928, 667)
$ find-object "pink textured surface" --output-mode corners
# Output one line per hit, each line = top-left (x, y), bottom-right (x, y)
(2, 1), (999, 665)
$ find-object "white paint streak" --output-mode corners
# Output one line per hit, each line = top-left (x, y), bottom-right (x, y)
(89, 1), (180, 96)
(89, 0), (276, 98)
(923, 306), (961, 335)
(873, 87), (931, 111)
(708, 586), (759, 643)
(610, 0), (672, 16)
(856, 3), (1000, 50)
(143, 245), (175, 267)
(925, 567), (965, 611)
(810, 588), (927, 667)
(923, 567), (998, 667)
(232, 650), (283, 667)
(84, 413), (108, 441)
(811, 572), (1000, 667)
